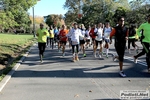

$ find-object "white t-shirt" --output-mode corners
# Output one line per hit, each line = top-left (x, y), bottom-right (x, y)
(67, 28), (83, 44)
(79, 29), (86, 40)
(95, 28), (103, 41)
(104, 27), (112, 39)
(85, 30), (91, 39)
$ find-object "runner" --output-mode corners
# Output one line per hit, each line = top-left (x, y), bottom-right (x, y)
(67, 23), (85, 62)
(136, 14), (150, 72)
(133, 29), (145, 63)
(80, 24), (86, 57)
(89, 24), (97, 51)
(85, 26), (91, 49)
(53, 26), (59, 48)
(110, 16), (129, 77)
(128, 24), (138, 54)
(59, 25), (69, 57)
(49, 25), (54, 49)
(36, 23), (49, 63)
(67, 26), (72, 51)
(46, 27), (50, 47)
(56, 27), (61, 52)
(93, 23), (103, 58)
(103, 21), (112, 58)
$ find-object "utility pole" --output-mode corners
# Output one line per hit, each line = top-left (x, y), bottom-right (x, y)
(32, 0), (40, 38)
(33, 6), (35, 37)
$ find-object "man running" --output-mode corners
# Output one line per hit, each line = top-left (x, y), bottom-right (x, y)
(80, 24), (86, 57)
(36, 23), (49, 63)
(136, 14), (150, 72)
(110, 16), (129, 77)
(103, 21), (112, 58)
(67, 23), (85, 62)
(59, 25), (69, 57)
(93, 23), (103, 58)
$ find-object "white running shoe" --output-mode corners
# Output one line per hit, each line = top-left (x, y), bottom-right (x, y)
(98, 54), (102, 58)
(62, 53), (65, 57)
(119, 71), (126, 77)
(133, 56), (137, 63)
(94, 53), (97, 58)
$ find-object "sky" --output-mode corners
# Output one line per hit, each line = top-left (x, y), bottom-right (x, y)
(28, 0), (67, 17)
(28, 0), (140, 17)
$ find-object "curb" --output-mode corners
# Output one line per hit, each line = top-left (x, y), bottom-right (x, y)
(0, 46), (32, 92)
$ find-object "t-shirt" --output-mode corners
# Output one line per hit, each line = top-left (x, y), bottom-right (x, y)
(59, 29), (69, 41)
(104, 27), (112, 39)
(95, 28), (103, 41)
(79, 29), (86, 40)
(137, 22), (150, 43)
(49, 29), (54, 38)
(89, 28), (97, 39)
(36, 28), (49, 43)
(85, 30), (91, 39)
(67, 28), (83, 45)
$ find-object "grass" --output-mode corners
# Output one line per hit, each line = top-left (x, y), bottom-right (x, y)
(0, 33), (37, 81)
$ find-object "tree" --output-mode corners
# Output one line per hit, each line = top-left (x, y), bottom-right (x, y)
(63, 0), (130, 26)
(45, 14), (65, 27)
(0, 0), (38, 33)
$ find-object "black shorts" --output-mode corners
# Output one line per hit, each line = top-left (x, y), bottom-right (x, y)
(80, 40), (85, 44)
(95, 40), (102, 46)
(60, 41), (67, 45)
(86, 39), (90, 42)
(92, 38), (95, 41)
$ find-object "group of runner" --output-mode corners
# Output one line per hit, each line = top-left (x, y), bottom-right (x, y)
(46, 22), (112, 59)
(36, 15), (150, 77)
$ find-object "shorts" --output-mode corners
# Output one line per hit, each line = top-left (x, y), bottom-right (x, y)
(95, 40), (102, 46)
(86, 39), (90, 42)
(105, 39), (110, 43)
(80, 40), (85, 45)
(92, 38), (95, 41)
(60, 41), (67, 45)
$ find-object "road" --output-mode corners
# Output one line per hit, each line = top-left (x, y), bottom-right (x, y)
(0, 41), (150, 100)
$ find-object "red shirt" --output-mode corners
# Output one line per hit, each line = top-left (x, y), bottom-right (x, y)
(89, 28), (96, 39)
(59, 29), (68, 41)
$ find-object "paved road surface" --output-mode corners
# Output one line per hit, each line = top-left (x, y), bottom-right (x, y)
(0, 41), (150, 100)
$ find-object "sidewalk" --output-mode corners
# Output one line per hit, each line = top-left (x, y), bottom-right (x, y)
(0, 42), (150, 100)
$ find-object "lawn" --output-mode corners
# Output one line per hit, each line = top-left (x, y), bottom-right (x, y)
(0, 33), (36, 81)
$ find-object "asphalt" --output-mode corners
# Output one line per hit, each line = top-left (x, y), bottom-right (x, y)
(0, 41), (150, 100)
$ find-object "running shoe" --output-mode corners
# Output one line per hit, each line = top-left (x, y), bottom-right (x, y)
(106, 55), (109, 58)
(98, 54), (102, 58)
(136, 49), (139, 54)
(62, 53), (65, 57)
(83, 54), (86, 57)
(128, 49), (131, 54)
(113, 55), (117, 61)
(148, 68), (150, 73)
(58, 49), (61, 52)
(133, 56), (137, 63)
(75, 57), (79, 61)
(119, 71), (126, 77)
(40, 55), (43, 63)
(94, 53), (97, 58)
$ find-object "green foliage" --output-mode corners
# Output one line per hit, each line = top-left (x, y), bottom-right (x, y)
(0, 0), (38, 32)
(64, 0), (149, 27)
(45, 14), (64, 27)
(64, 0), (131, 27)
